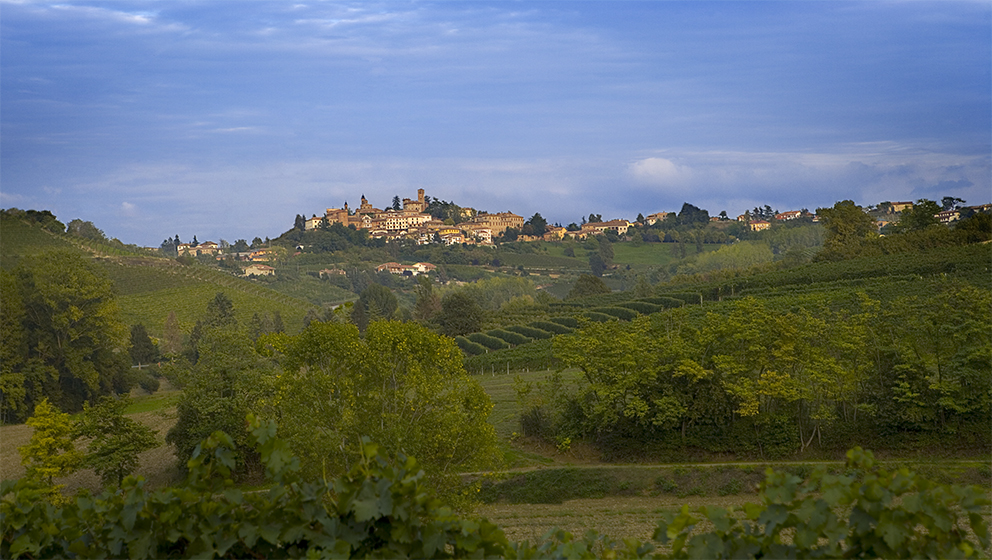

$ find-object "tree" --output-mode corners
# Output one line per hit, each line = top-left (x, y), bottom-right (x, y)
(391, 195), (401, 211)
(128, 324), (159, 366)
(66, 219), (107, 243)
(941, 196), (966, 211)
(232, 239), (250, 252)
(294, 214), (306, 230)
(636, 213), (645, 224)
(167, 326), (273, 475)
(894, 198), (941, 233)
(598, 236), (614, 265)
(588, 213), (602, 224)
(524, 213), (548, 237)
(350, 284), (398, 332)
(275, 321), (502, 501)
(1, 270), (28, 424)
(251, 237), (264, 248)
(567, 274), (611, 299)
(816, 200), (879, 260)
(435, 292), (484, 337)
(77, 395), (158, 487)
(11, 250), (130, 413)
(412, 276), (442, 323)
(191, 235), (199, 247)
(677, 202), (709, 226)
(500, 228), (519, 242)
(19, 398), (83, 487)
(161, 311), (183, 356)
(588, 253), (606, 277)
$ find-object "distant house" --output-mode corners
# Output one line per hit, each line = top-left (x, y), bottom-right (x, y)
(319, 268), (346, 277)
(749, 220), (771, 232)
(376, 262), (436, 276)
(581, 219), (632, 236)
(775, 210), (802, 221)
(889, 201), (914, 213)
(245, 263), (275, 277)
(936, 210), (960, 225)
(177, 241), (219, 257)
(249, 249), (276, 262)
(645, 212), (672, 225)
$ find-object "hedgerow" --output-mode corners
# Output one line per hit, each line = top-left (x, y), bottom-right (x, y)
(529, 320), (573, 334)
(487, 328), (531, 346)
(549, 316), (580, 328)
(467, 332), (510, 350)
(505, 325), (553, 340)
(455, 336), (488, 355)
(590, 306), (639, 320)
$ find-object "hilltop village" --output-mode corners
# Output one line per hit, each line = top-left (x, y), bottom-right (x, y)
(172, 191), (990, 278)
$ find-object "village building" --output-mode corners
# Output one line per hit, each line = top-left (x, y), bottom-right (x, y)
(244, 263), (275, 276)
(470, 211), (524, 236)
(177, 241), (219, 257)
(375, 262), (436, 276)
(401, 189), (428, 213)
(775, 210), (802, 221)
(936, 209), (961, 225)
(645, 212), (672, 225)
(581, 219), (632, 236)
(749, 220), (771, 232)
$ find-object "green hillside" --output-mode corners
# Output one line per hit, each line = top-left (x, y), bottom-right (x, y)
(1, 217), (317, 337)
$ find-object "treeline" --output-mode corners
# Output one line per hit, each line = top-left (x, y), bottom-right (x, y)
(521, 283), (990, 459)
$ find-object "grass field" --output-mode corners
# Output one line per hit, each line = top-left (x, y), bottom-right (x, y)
(0, 218), (85, 269)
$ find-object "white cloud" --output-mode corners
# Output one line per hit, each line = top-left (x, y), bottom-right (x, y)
(120, 201), (137, 216)
(629, 157), (691, 185)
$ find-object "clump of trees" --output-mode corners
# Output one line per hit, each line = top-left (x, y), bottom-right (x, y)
(17, 395), (157, 497)
(1, 250), (131, 422)
(535, 283), (991, 459)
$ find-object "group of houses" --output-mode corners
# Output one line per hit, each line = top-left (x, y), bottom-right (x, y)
(304, 189), (642, 245)
(176, 242), (277, 277)
(304, 189), (518, 246)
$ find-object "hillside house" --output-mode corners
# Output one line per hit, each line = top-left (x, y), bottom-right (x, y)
(646, 212), (672, 225)
(775, 210), (802, 221)
(581, 219), (632, 236)
(245, 263), (274, 276)
(749, 220), (771, 232)
(936, 210), (961, 224)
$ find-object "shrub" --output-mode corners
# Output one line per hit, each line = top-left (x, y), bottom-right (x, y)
(506, 325), (553, 340)
(618, 301), (661, 314)
(467, 332), (510, 350)
(582, 311), (614, 322)
(590, 306), (638, 321)
(529, 320), (573, 335)
(487, 329), (531, 346)
(455, 336), (488, 355)
(549, 316), (580, 328)
(639, 296), (684, 309)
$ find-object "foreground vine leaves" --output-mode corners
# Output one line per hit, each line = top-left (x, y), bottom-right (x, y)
(2, 416), (988, 559)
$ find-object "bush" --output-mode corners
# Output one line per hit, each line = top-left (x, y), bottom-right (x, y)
(463, 339), (558, 373)
(618, 301), (661, 314)
(657, 292), (703, 305)
(529, 320), (573, 335)
(506, 325), (553, 340)
(590, 306), (639, 321)
(487, 329), (531, 346)
(455, 336), (488, 355)
(639, 296), (684, 309)
(467, 332), (510, 350)
(549, 316), (580, 328)
(582, 311), (614, 322)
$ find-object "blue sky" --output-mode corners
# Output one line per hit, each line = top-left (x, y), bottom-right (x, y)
(2, 1), (989, 247)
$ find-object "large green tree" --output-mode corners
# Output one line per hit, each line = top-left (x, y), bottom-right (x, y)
(350, 284), (398, 332)
(435, 292), (484, 337)
(567, 274), (611, 299)
(6, 250), (130, 416)
(816, 200), (879, 260)
(273, 321), (501, 502)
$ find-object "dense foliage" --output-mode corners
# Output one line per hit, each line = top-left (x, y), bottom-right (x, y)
(1, 250), (131, 422)
(540, 282), (991, 458)
(3, 422), (988, 559)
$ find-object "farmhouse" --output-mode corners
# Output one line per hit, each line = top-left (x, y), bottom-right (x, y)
(244, 263), (275, 276)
